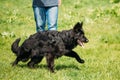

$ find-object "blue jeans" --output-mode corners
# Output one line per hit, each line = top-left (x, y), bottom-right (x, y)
(33, 6), (58, 32)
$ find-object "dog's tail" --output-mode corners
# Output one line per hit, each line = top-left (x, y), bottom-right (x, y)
(11, 38), (21, 55)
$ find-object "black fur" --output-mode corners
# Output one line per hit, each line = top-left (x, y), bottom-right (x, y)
(11, 22), (89, 72)
(11, 33), (56, 66)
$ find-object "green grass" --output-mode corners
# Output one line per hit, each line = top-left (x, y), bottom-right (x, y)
(0, 0), (120, 80)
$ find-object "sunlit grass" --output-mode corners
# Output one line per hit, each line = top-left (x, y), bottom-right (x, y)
(0, 0), (120, 80)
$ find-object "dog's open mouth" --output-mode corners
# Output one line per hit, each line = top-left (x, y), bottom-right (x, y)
(77, 40), (84, 48)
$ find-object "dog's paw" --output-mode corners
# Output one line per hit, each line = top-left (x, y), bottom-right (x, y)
(79, 59), (85, 63)
(27, 62), (36, 69)
(48, 68), (55, 73)
(11, 62), (17, 66)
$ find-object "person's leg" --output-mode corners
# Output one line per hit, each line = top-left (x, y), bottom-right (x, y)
(46, 6), (58, 30)
(33, 7), (46, 32)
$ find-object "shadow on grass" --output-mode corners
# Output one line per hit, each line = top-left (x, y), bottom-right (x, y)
(55, 64), (80, 70)
(17, 64), (80, 71)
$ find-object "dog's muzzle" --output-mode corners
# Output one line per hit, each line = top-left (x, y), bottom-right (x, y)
(77, 39), (89, 48)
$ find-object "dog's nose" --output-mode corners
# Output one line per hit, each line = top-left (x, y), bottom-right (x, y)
(85, 39), (89, 43)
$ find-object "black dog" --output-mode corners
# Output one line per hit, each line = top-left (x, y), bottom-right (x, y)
(29, 22), (89, 72)
(11, 22), (89, 72)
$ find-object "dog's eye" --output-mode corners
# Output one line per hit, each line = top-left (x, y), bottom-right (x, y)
(77, 29), (81, 32)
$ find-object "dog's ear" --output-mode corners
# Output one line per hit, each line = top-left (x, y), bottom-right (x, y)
(80, 21), (83, 27)
(73, 22), (83, 33)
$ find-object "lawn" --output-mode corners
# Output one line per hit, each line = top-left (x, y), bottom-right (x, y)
(0, 0), (120, 80)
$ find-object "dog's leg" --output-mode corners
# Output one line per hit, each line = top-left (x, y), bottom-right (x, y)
(64, 51), (85, 63)
(27, 60), (35, 68)
(12, 57), (20, 66)
(46, 53), (55, 73)
(27, 56), (43, 68)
